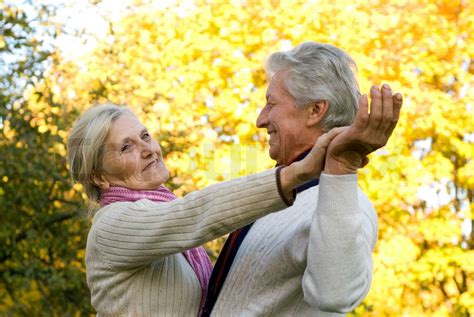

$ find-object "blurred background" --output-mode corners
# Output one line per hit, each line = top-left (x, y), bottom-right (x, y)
(0, 0), (473, 315)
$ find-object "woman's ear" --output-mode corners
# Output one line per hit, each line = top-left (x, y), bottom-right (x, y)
(307, 100), (329, 127)
(92, 173), (110, 190)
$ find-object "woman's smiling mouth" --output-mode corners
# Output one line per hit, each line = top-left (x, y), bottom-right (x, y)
(142, 159), (158, 172)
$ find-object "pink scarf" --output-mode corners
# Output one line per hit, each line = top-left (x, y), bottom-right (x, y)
(100, 185), (213, 315)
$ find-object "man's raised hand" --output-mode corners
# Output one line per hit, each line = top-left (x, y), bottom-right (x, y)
(324, 84), (403, 175)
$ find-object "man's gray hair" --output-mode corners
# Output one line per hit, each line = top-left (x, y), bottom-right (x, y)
(265, 42), (360, 130)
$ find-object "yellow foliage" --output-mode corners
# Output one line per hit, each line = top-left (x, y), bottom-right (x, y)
(37, 0), (474, 315)
(1, 120), (15, 141)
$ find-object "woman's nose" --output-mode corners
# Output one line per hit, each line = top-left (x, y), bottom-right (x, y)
(140, 140), (161, 158)
(140, 141), (153, 158)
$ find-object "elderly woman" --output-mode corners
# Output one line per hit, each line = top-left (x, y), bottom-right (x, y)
(67, 104), (342, 316)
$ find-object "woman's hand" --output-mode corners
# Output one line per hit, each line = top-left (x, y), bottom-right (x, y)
(324, 84), (403, 175)
(279, 127), (346, 198)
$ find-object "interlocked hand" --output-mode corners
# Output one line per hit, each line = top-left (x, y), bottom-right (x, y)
(324, 84), (403, 175)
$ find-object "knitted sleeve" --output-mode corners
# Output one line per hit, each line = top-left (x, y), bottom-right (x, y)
(90, 168), (289, 270)
(302, 173), (377, 313)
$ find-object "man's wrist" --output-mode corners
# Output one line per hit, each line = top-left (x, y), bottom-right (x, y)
(324, 151), (367, 175)
(323, 160), (358, 175)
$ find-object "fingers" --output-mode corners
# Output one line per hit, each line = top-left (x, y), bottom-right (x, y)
(314, 127), (347, 151)
(367, 84), (402, 142)
(392, 93), (402, 121)
(367, 85), (382, 131)
(306, 127), (347, 169)
(379, 84), (393, 131)
(298, 127), (348, 181)
(385, 93), (403, 137)
(352, 94), (369, 130)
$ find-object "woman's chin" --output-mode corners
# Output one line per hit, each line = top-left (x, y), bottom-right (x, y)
(131, 179), (165, 190)
(144, 169), (169, 189)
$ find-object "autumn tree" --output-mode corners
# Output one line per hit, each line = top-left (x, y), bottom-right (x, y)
(1, 0), (473, 315)
(0, 1), (92, 315)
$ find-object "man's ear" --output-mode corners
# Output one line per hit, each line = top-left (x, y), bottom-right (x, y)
(92, 173), (110, 190)
(307, 100), (329, 127)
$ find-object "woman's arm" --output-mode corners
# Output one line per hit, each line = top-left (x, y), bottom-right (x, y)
(90, 128), (344, 270)
(91, 169), (289, 270)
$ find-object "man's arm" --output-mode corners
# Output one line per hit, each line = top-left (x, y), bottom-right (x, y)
(302, 173), (377, 312)
(302, 85), (402, 312)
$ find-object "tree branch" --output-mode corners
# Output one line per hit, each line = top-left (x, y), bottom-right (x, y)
(0, 210), (80, 264)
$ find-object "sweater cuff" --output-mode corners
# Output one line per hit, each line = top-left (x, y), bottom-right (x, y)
(276, 166), (296, 207)
(317, 172), (359, 216)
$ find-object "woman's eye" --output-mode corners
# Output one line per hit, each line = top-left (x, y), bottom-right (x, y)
(142, 132), (151, 140)
(121, 144), (131, 152)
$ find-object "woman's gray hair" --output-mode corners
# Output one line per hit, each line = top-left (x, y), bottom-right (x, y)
(265, 42), (360, 130)
(67, 104), (135, 206)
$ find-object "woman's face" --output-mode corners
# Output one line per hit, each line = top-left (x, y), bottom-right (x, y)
(96, 114), (169, 190)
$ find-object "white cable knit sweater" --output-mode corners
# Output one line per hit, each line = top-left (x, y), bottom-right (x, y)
(85, 169), (289, 316)
(211, 173), (378, 316)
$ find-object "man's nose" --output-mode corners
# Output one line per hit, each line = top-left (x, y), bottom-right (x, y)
(256, 107), (268, 128)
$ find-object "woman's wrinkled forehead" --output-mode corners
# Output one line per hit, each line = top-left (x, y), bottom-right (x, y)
(106, 114), (145, 145)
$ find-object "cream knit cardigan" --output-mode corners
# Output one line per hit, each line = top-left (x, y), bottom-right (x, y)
(86, 169), (289, 316)
(212, 173), (378, 316)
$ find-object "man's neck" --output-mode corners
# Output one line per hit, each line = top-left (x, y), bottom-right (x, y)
(283, 129), (324, 166)
(285, 147), (314, 165)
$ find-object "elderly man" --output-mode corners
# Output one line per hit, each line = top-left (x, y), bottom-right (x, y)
(202, 42), (402, 316)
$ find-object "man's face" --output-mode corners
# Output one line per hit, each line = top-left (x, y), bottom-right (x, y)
(256, 71), (313, 165)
